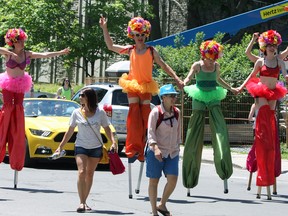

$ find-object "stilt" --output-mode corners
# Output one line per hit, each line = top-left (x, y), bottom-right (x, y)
(224, 179), (228, 194)
(14, 170), (18, 189)
(135, 162), (144, 194)
(267, 186), (272, 200)
(187, 188), (191, 197)
(128, 162), (133, 199)
(256, 186), (261, 199)
(247, 172), (253, 191)
(273, 178), (277, 195)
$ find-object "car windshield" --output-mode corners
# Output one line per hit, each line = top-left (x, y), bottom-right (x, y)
(24, 100), (80, 117)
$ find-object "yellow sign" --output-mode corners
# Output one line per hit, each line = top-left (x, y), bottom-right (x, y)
(260, 3), (288, 19)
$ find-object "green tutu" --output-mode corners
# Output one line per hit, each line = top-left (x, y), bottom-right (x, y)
(184, 85), (227, 103)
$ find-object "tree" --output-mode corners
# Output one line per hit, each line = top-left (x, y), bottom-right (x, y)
(0, 0), (77, 82)
(147, 0), (162, 40)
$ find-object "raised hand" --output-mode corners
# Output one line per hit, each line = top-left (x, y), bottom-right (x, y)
(252, 32), (259, 42)
(99, 15), (108, 29)
(61, 48), (70, 55)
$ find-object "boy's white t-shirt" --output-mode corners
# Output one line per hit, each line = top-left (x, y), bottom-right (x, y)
(69, 107), (110, 149)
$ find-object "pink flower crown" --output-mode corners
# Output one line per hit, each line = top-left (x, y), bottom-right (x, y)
(200, 40), (223, 60)
(127, 17), (151, 39)
(258, 30), (282, 52)
(5, 28), (28, 47)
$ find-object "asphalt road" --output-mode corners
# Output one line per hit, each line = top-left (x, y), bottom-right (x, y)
(1, 155), (288, 216)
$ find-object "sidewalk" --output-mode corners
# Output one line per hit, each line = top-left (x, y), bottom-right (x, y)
(180, 146), (288, 172)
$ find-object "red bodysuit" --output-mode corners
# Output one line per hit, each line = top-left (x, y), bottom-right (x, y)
(245, 59), (286, 186)
(0, 53), (32, 171)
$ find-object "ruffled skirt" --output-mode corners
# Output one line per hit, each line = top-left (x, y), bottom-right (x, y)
(184, 84), (227, 103)
(119, 73), (159, 95)
(0, 72), (32, 93)
(246, 77), (286, 100)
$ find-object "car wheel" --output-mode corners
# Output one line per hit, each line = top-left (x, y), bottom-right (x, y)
(24, 139), (35, 167)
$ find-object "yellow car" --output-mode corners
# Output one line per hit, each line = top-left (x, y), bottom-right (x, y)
(15, 98), (118, 166)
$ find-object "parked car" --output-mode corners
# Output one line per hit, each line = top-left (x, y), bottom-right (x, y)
(72, 83), (161, 153)
(5, 98), (118, 167)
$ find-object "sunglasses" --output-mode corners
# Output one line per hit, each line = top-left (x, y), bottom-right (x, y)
(135, 33), (145, 37)
(79, 93), (85, 97)
(165, 94), (177, 98)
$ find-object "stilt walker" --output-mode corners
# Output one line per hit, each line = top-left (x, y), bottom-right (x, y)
(0, 28), (69, 187)
(100, 16), (183, 199)
(245, 31), (288, 194)
(236, 30), (287, 200)
(0, 29), (32, 188)
(182, 40), (237, 194)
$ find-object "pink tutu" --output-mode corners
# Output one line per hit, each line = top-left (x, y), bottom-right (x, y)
(246, 77), (286, 100)
(0, 72), (32, 93)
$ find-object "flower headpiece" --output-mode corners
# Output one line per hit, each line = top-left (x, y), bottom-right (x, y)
(4, 28), (28, 47)
(127, 17), (151, 39)
(258, 30), (282, 52)
(200, 40), (223, 60)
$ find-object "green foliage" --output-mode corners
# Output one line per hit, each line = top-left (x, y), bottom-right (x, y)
(281, 143), (288, 160)
(0, 0), (150, 77)
(154, 32), (203, 80)
(33, 83), (83, 94)
(154, 32), (255, 85)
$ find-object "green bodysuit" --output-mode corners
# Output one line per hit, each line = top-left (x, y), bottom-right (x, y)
(182, 67), (233, 188)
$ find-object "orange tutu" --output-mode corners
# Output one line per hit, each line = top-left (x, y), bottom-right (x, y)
(119, 73), (159, 95)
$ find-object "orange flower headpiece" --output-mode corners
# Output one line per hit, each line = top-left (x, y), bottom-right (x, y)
(200, 40), (223, 60)
(5, 28), (28, 47)
(127, 17), (151, 39)
(258, 30), (282, 52)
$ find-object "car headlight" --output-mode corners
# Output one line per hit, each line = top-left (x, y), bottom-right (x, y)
(29, 129), (52, 137)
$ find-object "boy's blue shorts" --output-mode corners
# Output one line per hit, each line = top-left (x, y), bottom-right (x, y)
(145, 148), (179, 178)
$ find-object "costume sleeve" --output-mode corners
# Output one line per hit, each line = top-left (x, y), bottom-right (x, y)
(147, 107), (158, 145)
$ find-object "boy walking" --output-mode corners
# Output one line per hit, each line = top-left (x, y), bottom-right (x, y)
(146, 84), (182, 216)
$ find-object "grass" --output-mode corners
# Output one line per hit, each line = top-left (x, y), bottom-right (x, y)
(33, 83), (84, 95)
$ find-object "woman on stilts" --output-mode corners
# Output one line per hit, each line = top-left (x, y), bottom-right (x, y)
(0, 28), (69, 171)
(182, 40), (237, 193)
(236, 30), (287, 199)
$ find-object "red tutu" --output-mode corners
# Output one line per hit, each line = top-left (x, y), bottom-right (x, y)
(246, 77), (286, 100)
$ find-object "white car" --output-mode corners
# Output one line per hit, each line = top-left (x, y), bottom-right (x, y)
(72, 83), (161, 153)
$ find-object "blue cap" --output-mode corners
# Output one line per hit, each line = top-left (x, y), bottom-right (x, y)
(159, 84), (179, 97)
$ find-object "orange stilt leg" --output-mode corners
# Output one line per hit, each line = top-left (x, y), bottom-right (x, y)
(125, 103), (144, 160)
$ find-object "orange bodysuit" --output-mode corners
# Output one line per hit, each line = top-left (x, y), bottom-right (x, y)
(119, 46), (158, 161)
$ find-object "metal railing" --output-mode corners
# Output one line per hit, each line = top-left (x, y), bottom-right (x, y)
(86, 77), (287, 145)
